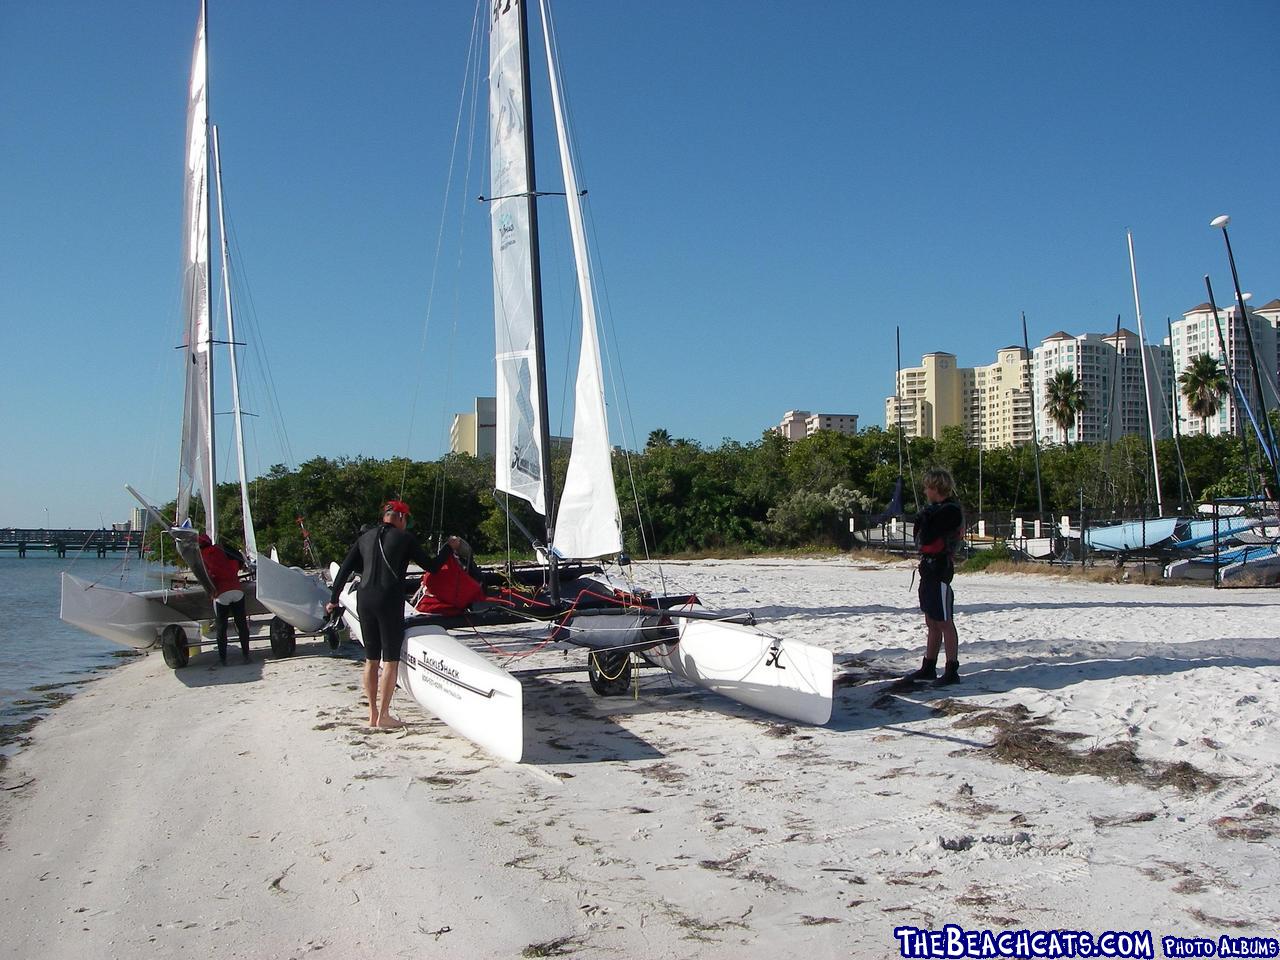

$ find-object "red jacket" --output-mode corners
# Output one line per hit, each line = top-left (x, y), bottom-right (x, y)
(201, 543), (244, 597)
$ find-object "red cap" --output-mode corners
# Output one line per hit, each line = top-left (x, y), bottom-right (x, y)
(197, 533), (213, 547)
(383, 500), (411, 517)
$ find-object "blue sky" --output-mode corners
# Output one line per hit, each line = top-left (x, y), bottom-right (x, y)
(2, 1), (1277, 529)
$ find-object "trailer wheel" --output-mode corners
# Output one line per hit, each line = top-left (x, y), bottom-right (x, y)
(160, 625), (190, 669)
(588, 650), (632, 696)
(269, 617), (296, 658)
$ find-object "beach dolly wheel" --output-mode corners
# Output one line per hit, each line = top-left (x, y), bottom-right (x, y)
(269, 617), (297, 658)
(588, 650), (632, 697)
(160, 625), (190, 670)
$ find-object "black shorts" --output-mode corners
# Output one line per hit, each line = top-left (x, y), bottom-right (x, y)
(918, 577), (955, 623)
(356, 590), (406, 663)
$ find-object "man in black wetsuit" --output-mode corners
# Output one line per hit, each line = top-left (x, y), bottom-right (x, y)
(326, 500), (462, 729)
(895, 468), (965, 688)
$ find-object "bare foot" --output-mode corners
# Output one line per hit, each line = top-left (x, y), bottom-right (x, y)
(374, 716), (406, 730)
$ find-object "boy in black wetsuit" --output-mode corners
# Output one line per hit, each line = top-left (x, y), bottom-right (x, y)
(897, 468), (965, 687)
(326, 501), (463, 729)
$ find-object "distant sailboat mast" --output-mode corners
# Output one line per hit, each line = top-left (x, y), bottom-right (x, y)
(1126, 230), (1163, 516)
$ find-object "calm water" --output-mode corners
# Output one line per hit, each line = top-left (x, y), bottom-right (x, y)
(0, 556), (163, 756)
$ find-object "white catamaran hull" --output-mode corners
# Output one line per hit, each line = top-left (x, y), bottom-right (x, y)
(330, 565), (524, 761)
(60, 573), (200, 650)
(255, 552), (331, 632)
(398, 627), (524, 763)
(644, 619), (834, 725)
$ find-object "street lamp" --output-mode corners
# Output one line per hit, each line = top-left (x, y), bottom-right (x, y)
(1212, 214), (1280, 495)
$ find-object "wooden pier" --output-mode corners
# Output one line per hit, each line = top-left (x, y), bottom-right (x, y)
(0, 528), (147, 559)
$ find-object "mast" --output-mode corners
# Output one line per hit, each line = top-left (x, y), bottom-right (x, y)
(1212, 217), (1280, 496)
(1166, 315), (1191, 504)
(1126, 230), (1163, 515)
(1022, 312), (1044, 518)
(203, 0), (216, 543)
(211, 124), (257, 559)
(515, 0), (559, 599)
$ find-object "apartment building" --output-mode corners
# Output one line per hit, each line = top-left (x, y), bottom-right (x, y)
(450, 396), (497, 457)
(1169, 300), (1279, 437)
(884, 352), (966, 440)
(885, 348), (1032, 448)
(1031, 329), (1172, 445)
(968, 346), (1034, 449)
(776, 410), (859, 440)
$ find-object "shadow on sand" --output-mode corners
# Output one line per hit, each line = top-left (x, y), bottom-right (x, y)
(828, 636), (1280, 733)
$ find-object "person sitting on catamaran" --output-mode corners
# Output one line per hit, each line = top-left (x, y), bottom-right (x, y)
(326, 501), (463, 730)
(198, 534), (251, 665)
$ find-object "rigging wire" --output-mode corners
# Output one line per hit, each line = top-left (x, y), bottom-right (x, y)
(541, 0), (661, 578)
(406, 2), (488, 542)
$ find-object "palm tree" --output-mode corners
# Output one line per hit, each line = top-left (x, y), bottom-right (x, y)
(1044, 369), (1086, 443)
(645, 428), (673, 450)
(1179, 353), (1229, 435)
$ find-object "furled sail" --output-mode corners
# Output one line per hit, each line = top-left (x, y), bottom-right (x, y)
(176, 2), (215, 538)
(489, 0), (546, 516)
(539, 0), (622, 559)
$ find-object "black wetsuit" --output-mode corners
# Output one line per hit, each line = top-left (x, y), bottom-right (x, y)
(330, 524), (450, 662)
(914, 497), (963, 621)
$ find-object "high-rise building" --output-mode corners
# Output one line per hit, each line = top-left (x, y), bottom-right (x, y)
(884, 352), (965, 440)
(1169, 300), (1279, 437)
(968, 346), (1033, 449)
(1032, 328), (1171, 445)
(886, 348), (1032, 448)
(776, 410), (859, 440)
(450, 397), (497, 457)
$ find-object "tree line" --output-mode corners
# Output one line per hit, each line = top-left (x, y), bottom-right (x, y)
(183, 423), (1264, 564)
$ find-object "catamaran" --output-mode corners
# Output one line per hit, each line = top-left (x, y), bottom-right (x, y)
(331, 0), (833, 761)
(60, 1), (325, 665)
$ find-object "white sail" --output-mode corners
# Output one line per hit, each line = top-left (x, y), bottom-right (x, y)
(539, 0), (622, 559)
(489, 1), (545, 516)
(176, 1), (215, 539)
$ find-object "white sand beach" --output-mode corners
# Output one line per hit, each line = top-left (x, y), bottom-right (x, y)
(2, 558), (1278, 959)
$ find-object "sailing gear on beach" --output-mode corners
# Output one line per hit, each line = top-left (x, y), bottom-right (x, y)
(330, 523), (452, 662)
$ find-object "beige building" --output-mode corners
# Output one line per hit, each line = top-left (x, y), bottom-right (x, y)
(969, 346), (1034, 449)
(884, 352), (966, 440)
(449, 397), (497, 457)
(776, 409), (859, 440)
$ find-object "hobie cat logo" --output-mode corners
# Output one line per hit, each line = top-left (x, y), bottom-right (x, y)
(498, 212), (516, 251)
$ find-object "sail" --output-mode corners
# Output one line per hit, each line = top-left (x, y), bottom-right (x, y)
(489, 1), (546, 516)
(539, 0), (622, 559)
(176, 2), (215, 538)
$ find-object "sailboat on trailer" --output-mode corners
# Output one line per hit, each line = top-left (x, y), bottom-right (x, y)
(331, 0), (833, 761)
(60, 1), (323, 663)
